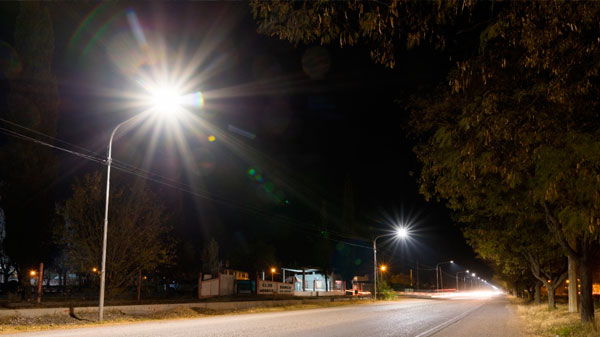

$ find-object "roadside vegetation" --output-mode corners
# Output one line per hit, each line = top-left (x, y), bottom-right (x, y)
(513, 298), (600, 337)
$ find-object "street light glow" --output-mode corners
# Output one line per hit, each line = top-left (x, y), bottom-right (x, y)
(380, 265), (387, 272)
(450, 260), (454, 264)
(396, 227), (409, 239)
(149, 85), (183, 116)
(29, 270), (36, 277)
(270, 267), (276, 273)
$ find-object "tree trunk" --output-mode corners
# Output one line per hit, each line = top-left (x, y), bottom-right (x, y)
(567, 255), (579, 313)
(547, 285), (556, 309)
(534, 281), (542, 304)
(542, 203), (594, 325)
(20, 271), (31, 301)
(579, 252), (594, 325)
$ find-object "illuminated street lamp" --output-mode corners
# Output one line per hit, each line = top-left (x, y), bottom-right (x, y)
(380, 265), (388, 283)
(98, 84), (192, 322)
(373, 226), (409, 300)
(436, 260), (454, 291)
(29, 270), (36, 277)
(456, 270), (469, 291)
(270, 267), (276, 282)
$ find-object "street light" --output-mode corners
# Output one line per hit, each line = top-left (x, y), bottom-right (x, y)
(373, 226), (409, 300)
(98, 83), (190, 322)
(456, 270), (469, 291)
(436, 260), (453, 291)
(270, 267), (276, 282)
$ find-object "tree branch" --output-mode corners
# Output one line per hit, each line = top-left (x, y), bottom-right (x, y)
(543, 201), (579, 259)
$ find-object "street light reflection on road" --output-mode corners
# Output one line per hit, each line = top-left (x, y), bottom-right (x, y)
(431, 290), (503, 300)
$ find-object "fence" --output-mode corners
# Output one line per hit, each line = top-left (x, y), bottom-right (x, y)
(198, 274), (235, 298)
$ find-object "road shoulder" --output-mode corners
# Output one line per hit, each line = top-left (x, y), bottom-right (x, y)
(429, 296), (523, 337)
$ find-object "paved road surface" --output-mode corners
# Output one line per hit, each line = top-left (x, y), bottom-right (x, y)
(5, 295), (522, 337)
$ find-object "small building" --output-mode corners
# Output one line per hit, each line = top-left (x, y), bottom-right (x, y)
(281, 268), (344, 294)
(351, 274), (372, 295)
(223, 268), (249, 280)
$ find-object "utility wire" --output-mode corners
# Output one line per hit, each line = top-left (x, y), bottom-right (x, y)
(0, 117), (370, 243)
(0, 121), (373, 250)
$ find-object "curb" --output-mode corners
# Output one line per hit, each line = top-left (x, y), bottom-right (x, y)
(0, 298), (353, 318)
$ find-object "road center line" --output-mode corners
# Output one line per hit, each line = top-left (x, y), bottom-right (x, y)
(413, 302), (484, 337)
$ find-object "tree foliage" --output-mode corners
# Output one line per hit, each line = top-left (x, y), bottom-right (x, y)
(251, 0), (475, 68)
(412, 0), (600, 323)
(201, 238), (219, 277)
(56, 172), (175, 294)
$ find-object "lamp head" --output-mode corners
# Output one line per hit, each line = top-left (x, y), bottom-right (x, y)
(396, 227), (409, 239)
(380, 265), (387, 272)
(270, 267), (276, 273)
(148, 85), (183, 117)
(450, 260), (454, 264)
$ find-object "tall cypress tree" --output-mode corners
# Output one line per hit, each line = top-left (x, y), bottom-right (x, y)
(0, 2), (59, 299)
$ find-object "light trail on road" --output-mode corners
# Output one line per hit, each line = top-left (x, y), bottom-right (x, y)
(4, 295), (522, 337)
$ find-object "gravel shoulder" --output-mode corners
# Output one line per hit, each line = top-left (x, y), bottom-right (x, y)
(0, 299), (372, 334)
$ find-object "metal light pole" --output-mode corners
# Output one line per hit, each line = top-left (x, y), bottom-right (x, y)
(456, 270), (469, 291)
(373, 227), (408, 300)
(436, 260), (453, 291)
(98, 84), (191, 322)
(373, 238), (378, 300)
(99, 115), (146, 322)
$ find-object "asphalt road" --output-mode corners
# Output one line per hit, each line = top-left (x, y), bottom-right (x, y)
(5, 295), (522, 337)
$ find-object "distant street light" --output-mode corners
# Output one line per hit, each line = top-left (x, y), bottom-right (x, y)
(436, 260), (454, 291)
(373, 226), (409, 300)
(456, 270), (469, 291)
(98, 83), (195, 322)
(29, 270), (36, 277)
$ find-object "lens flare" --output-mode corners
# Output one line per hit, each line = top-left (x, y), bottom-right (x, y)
(149, 85), (183, 116)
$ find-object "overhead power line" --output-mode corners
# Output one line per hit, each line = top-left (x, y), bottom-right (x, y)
(0, 119), (373, 249)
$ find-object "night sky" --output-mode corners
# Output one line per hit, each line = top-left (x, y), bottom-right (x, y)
(0, 2), (492, 284)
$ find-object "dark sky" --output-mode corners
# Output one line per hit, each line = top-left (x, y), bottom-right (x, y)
(0, 2), (492, 284)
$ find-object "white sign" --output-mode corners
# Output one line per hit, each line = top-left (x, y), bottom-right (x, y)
(277, 283), (293, 294)
(257, 280), (275, 294)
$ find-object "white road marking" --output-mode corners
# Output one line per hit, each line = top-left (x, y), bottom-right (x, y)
(413, 301), (484, 337)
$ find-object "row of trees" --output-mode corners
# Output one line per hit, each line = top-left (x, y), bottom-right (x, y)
(251, 0), (600, 325)
(412, 2), (600, 324)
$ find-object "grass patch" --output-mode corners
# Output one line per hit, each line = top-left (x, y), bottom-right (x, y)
(0, 298), (373, 334)
(514, 300), (600, 337)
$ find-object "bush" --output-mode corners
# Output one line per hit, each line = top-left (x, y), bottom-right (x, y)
(377, 280), (395, 300)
